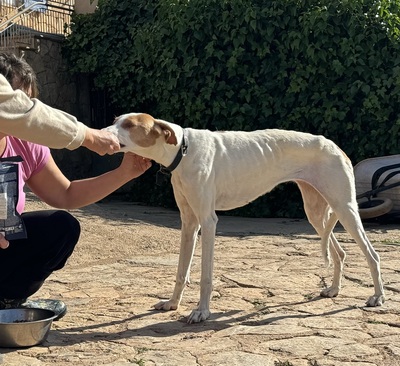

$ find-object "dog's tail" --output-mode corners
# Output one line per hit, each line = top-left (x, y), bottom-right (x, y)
(321, 208), (338, 267)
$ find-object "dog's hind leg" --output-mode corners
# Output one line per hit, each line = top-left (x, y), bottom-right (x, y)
(332, 203), (384, 306)
(153, 194), (200, 312)
(297, 181), (346, 298)
(305, 164), (384, 306)
(323, 231), (346, 298)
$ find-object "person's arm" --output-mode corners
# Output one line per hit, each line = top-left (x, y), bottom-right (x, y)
(26, 153), (152, 209)
(0, 74), (119, 155)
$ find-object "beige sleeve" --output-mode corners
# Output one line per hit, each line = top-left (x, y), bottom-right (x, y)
(0, 74), (87, 150)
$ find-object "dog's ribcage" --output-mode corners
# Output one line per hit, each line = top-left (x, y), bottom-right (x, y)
(172, 128), (349, 211)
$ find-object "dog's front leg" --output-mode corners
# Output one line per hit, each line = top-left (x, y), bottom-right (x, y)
(187, 213), (218, 324)
(154, 211), (200, 312)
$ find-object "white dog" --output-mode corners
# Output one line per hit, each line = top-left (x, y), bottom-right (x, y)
(105, 113), (384, 323)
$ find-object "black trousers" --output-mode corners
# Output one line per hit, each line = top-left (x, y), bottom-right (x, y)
(0, 210), (80, 299)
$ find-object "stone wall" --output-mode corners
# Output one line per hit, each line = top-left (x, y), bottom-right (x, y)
(21, 37), (93, 180)
(21, 37), (123, 185)
(23, 37), (90, 121)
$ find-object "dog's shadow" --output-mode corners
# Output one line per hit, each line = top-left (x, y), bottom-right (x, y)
(43, 296), (357, 347)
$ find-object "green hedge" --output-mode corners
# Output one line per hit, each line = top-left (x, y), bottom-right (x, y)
(64, 0), (400, 217)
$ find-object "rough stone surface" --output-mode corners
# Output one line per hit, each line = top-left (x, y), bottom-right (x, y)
(1, 194), (399, 366)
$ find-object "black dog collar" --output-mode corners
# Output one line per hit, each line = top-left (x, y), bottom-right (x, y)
(161, 129), (188, 173)
(156, 129), (188, 185)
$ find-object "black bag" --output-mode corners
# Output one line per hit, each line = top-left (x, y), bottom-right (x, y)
(0, 156), (27, 240)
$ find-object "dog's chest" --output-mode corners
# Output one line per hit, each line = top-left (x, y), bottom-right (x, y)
(172, 132), (285, 210)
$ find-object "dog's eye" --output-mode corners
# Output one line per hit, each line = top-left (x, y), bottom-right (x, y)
(120, 144), (126, 148)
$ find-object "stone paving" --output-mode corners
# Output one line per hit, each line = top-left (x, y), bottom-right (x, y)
(1, 197), (399, 366)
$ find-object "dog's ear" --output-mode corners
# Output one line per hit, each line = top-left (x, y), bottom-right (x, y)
(156, 121), (178, 145)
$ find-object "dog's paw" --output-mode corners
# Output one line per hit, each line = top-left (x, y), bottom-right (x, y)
(153, 299), (179, 311)
(187, 308), (210, 324)
(365, 294), (385, 307)
(320, 286), (339, 298)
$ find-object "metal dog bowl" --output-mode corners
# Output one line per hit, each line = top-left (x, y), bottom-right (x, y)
(0, 308), (57, 348)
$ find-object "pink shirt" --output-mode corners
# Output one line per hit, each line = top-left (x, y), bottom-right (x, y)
(1, 137), (50, 213)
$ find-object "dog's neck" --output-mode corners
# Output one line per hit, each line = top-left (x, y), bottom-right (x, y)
(161, 128), (188, 172)
(149, 122), (186, 170)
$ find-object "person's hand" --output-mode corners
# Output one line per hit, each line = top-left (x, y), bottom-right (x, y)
(82, 128), (121, 155)
(119, 152), (152, 179)
(0, 234), (9, 249)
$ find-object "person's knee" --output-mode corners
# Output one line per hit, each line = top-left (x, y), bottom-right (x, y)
(47, 211), (80, 260)
(47, 211), (81, 271)
(53, 210), (81, 243)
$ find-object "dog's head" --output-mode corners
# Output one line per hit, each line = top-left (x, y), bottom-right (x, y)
(105, 113), (178, 156)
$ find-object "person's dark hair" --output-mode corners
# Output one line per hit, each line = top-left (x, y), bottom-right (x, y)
(0, 52), (38, 98)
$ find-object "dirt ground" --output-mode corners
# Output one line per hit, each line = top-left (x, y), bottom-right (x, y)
(1, 193), (400, 366)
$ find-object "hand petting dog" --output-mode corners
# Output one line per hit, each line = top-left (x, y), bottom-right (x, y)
(120, 152), (152, 180)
